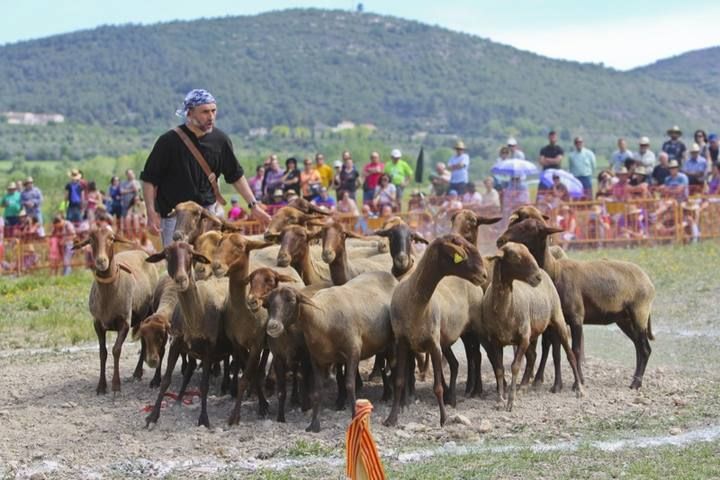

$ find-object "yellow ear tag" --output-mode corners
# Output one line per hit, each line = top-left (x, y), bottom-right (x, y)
(453, 252), (465, 264)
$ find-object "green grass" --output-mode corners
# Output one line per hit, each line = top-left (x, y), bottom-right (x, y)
(286, 439), (337, 458)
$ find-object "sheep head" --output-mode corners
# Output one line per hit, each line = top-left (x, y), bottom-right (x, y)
(245, 267), (298, 313)
(146, 242), (210, 291)
(490, 242), (544, 287)
(169, 201), (221, 244)
(320, 221), (367, 264)
(507, 205), (550, 227)
(193, 231), (223, 280)
(450, 209), (502, 245)
(287, 197), (331, 216)
(276, 225), (320, 268)
(264, 207), (327, 241)
(429, 234), (487, 286)
(265, 286), (315, 338)
(374, 223), (428, 278)
(73, 226), (133, 273)
(134, 315), (170, 369)
(211, 232), (272, 278)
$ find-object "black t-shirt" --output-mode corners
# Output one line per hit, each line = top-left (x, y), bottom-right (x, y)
(140, 125), (243, 217)
(283, 169), (301, 194)
(339, 167), (359, 193)
(652, 165), (670, 186)
(540, 144), (564, 170)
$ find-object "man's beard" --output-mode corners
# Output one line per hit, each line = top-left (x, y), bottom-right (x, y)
(190, 117), (214, 133)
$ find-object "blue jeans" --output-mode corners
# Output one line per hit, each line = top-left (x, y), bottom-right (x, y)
(66, 204), (82, 223)
(575, 175), (592, 198)
(161, 216), (177, 248)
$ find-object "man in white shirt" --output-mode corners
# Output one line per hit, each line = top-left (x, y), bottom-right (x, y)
(448, 140), (470, 194)
(635, 136), (656, 169)
(507, 137), (525, 159)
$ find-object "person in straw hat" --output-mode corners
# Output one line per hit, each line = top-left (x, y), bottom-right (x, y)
(447, 140), (470, 194)
(20, 176), (43, 224)
(636, 136), (656, 169)
(682, 143), (708, 187)
(2, 181), (22, 231)
(64, 168), (85, 224)
(662, 159), (689, 200)
(661, 125), (687, 164)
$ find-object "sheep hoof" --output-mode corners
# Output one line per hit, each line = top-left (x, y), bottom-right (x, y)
(505, 402), (514, 412)
(306, 420), (321, 433)
(96, 384), (107, 395)
(439, 413), (447, 427)
(133, 370), (143, 381)
(383, 414), (398, 427)
(227, 412), (240, 426)
(575, 387), (585, 399)
(629, 378), (642, 389)
(276, 414), (286, 423)
(149, 378), (161, 389)
(145, 415), (158, 429)
(550, 384), (563, 394)
(197, 414), (210, 429)
(258, 400), (269, 418)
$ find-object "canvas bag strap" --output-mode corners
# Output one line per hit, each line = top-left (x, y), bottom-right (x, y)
(173, 127), (226, 205)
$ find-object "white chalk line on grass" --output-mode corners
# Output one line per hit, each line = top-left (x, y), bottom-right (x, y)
(12, 424), (720, 479)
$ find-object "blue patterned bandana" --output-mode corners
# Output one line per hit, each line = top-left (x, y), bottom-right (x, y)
(175, 89), (217, 117)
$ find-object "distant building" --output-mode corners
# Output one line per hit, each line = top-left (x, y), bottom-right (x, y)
(332, 121), (356, 132)
(359, 123), (377, 132)
(2, 111), (65, 126)
(248, 127), (268, 138)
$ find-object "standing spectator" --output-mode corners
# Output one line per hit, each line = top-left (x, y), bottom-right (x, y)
(682, 143), (708, 188)
(461, 182), (482, 208)
(384, 149), (413, 208)
(120, 169), (140, 230)
(248, 165), (265, 201)
(263, 156), (285, 202)
(630, 166), (650, 186)
(227, 196), (246, 221)
(108, 176), (122, 226)
(331, 160), (343, 197)
(281, 157), (301, 195)
(312, 186), (336, 211)
(707, 163), (720, 194)
(373, 174), (397, 212)
(2, 182), (22, 236)
(708, 133), (719, 165)
(480, 177), (500, 208)
(315, 153), (334, 189)
(503, 176), (530, 216)
(300, 158), (322, 201)
(20, 177), (43, 224)
(611, 138), (634, 171)
(694, 129), (709, 160)
(361, 152), (384, 205)
(611, 167), (631, 202)
(595, 170), (615, 199)
(85, 181), (101, 223)
(567, 136), (596, 198)
(507, 137), (525, 159)
(662, 160), (689, 200)
(50, 213), (76, 276)
(339, 155), (360, 201)
(65, 169), (85, 224)
(550, 174), (570, 203)
(429, 162), (451, 197)
(337, 190), (359, 215)
(635, 137), (656, 169)
(539, 130), (564, 171)
(652, 152), (671, 186)
(662, 126), (687, 164)
(447, 140), (470, 194)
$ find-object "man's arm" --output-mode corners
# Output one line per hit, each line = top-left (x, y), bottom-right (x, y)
(142, 181), (161, 236)
(232, 176), (271, 225)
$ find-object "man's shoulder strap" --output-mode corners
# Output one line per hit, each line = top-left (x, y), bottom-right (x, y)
(173, 127), (226, 206)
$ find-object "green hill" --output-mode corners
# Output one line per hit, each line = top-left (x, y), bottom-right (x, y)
(1, 8), (718, 138)
(633, 46), (720, 96)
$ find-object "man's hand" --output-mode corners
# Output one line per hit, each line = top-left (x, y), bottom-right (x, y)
(251, 204), (271, 226)
(147, 209), (161, 236)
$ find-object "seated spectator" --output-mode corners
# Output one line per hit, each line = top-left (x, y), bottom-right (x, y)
(682, 143), (708, 187)
(588, 204), (611, 243)
(95, 205), (113, 229)
(503, 176), (530, 216)
(556, 205), (577, 250)
(461, 182), (483, 208)
(596, 169), (615, 199)
(630, 166), (650, 186)
(439, 190), (463, 218)
(265, 188), (288, 216)
(337, 190), (359, 215)
(480, 177), (500, 208)
(354, 204), (376, 234)
(652, 152), (671, 186)
(373, 174), (396, 212)
(137, 231), (156, 255)
(550, 173), (570, 203)
(707, 163), (720, 194)
(407, 190), (427, 212)
(312, 187), (336, 212)
(379, 204), (394, 220)
(618, 206), (647, 242)
(611, 167), (632, 201)
(227, 196), (246, 221)
(662, 160), (689, 200)
(429, 163), (451, 197)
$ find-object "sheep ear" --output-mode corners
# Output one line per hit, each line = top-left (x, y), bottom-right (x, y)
(488, 250), (505, 262)
(296, 292), (319, 309)
(166, 209), (176, 218)
(246, 239), (273, 252)
(373, 228), (390, 238)
(345, 229), (368, 240)
(264, 231), (280, 242)
(71, 238), (91, 250)
(146, 251), (167, 263)
(442, 241), (468, 264)
(112, 235), (134, 245)
(411, 232), (429, 244)
(192, 252), (211, 264)
(542, 214), (551, 221)
(276, 273), (297, 283)
(542, 226), (565, 236)
(221, 220), (243, 233)
(507, 213), (519, 225)
(476, 215), (502, 225)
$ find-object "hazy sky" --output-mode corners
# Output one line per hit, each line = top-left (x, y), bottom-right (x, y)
(3, 1), (719, 70)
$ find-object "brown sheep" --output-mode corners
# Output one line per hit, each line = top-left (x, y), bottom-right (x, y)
(264, 206), (327, 240)
(267, 225), (331, 286)
(167, 200), (223, 244)
(73, 227), (159, 395)
(497, 218), (656, 389)
(265, 270), (397, 432)
(477, 242), (583, 411)
(384, 234), (487, 428)
(320, 221), (391, 285)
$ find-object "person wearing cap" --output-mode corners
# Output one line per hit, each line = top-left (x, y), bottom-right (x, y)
(439, 189), (463, 218)
(314, 153), (334, 189)
(20, 177), (43, 224)
(447, 140), (470, 195)
(568, 136), (596, 198)
(611, 167), (631, 202)
(361, 152), (384, 205)
(651, 152), (671, 186)
(630, 165), (650, 186)
(2, 182), (22, 233)
(662, 159), (689, 200)
(64, 169), (85, 224)
(506, 137), (525, 160)
(539, 130), (564, 171)
(384, 148), (413, 207)
(682, 143), (708, 187)
(611, 138), (635, 172)
(707, 133), (719, 165)
(141, 88), (270, 246)
(661, 126), (687, 164)
(635, 137), (656, 169)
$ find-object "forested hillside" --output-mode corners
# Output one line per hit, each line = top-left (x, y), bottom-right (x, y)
(633, 46), (720, 96)
(1, 8), (718, 138)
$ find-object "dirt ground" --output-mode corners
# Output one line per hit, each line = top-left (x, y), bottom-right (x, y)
(0, 325), (717, 479)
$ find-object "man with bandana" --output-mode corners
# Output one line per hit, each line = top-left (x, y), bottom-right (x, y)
(141, 89), (270, 245)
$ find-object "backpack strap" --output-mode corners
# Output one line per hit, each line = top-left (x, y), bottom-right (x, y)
(173, 127), (226, 206)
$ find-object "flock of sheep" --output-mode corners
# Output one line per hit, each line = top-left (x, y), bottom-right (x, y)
(75, 198), (656, 432)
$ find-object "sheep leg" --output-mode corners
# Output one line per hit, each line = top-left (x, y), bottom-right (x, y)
(146, 338), (182, 428)
(550, 331), (563, 393)
(554, 318), (584, 397)
(275, 358), (288, 423)
(416, 352), (430, 382)
(300, 353), (313, 412)
(290, 361), (301, 407)
(383, 337), (409, 427)
(345, 355), (360, 418)
(533, 330), (553, 386)
(220, 357), (231, 396)
(461, 332), (477, 396)
(133, 338), (146, 381)
(507, 338), (529, 412)
(150, 342), (165, 388)
(441, 346), (458, 408)
(490, 342), (505, 401)
(520, 337), (538, 388)
(368, 353), (384, 381)
(94, 320), (108, 395)
(429, 343), (448, 427)
(566, 316), (585, 385)
(176, 356), (197, 406)
(197, 351), (212, 428)
(254, 362), (270, 418)
(381, 357), (392, 402)
(228, 346), (262, 426)
(111, 322), (130, 394)
(406, 353), (417, 404)
(616, 318), (652, 389)
(261, 349), (275, 397)
(306, 361), (324, 433)
(335, 363), (347, 410)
